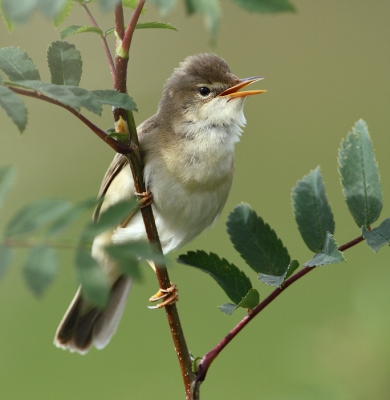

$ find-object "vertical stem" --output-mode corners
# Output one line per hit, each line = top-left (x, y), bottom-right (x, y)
(113, 1), (196, 397)
(82, 4), (116, 81)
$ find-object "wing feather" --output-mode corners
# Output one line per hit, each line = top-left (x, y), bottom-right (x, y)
(93, 153), (128, 221)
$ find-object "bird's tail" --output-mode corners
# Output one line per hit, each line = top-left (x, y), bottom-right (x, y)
(54, 275), (132, 354)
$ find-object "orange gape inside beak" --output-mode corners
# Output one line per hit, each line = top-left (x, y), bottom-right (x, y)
(217, 76), (266, 99)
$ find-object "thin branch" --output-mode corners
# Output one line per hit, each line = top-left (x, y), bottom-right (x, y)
(112, 1), (195, 398)
(113, 2), (128, 124)
(195, 234), (365, 386)
(338, 234), (364, 251)
(82, 3), (116, 82)
(114, 3), (125, 40)
(122, 0), (145, 56)
(7, 86), (131, 154)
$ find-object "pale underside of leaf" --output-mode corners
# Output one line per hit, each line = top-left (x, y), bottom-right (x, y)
(362, 218), (390, 252)
(304, 232), (345, 267)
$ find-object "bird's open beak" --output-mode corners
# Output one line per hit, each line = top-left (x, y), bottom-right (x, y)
(217, 76), (266, 99)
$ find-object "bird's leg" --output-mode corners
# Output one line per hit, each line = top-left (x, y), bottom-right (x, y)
(135, 190), (153, 208)
(119, 191), (153, 228)
(147, 261), (179, 309)
(148, 283), (178, 309)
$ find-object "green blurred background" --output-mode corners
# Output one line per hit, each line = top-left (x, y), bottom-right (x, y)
(1, 1), (390, 399)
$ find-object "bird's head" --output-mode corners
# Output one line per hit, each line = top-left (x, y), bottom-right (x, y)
(157, 53), (265, 138)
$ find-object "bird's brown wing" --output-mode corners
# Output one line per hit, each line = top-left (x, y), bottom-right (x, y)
(92, 115), (158, 222)
(92, 153), (128, 221)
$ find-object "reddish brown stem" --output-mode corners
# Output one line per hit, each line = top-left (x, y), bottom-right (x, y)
(113, 3), (128, 123)
(195, 234), (365, 385)
(112, 2), (195, 398)
(82, 3), (116, 82)
(122, 0), (145, 56)
(7, 86), (131, 154)
(114, 3), (125, 40)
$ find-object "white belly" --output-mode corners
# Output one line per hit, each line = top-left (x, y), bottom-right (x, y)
(111, 164), (232, 254)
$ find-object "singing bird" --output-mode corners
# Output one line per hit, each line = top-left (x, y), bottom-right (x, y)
(55, 53), (265, 353)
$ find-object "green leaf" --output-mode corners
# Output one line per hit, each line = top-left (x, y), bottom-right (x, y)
(23, 245), (58, 296)
(338, 119), (382, 228)
(0, 47), (40, 81)
(292, 166), (335, 253)
(135, 21), (177, 31)
(236, 288), (259, 309)
(106, 241), (165, 264)
(0, 165), (16, 208)
(97, 0), (121, 11)
(122, 0), (147, 12)
(258, 271), (287, 287)
(1, 0), (37, 25)
(284, 259), (300, 280)
(5, 80), (82, 110)
(67, 86), (102, 115)
(184, 0), (196, 13)
(82, 198), (138, 240)
(105, 21), (177, 36)
(185, 0), (220, 38)
(106, 131), (128, 143)
(0, 85), (27, 132)
(75, 246), (110, 308)
(227, 203), (291, 276)
(303, 232), (345, 267)
(53, 0), (73, 27)
(122, 0), (138, 8)
(178, 251), (253, 305)
(4, 80), (101, 114)
(37, 0), (68, 19)
(47, 41), (83, 86)
(91, 90), (138, 111)
(0, 2), (15, 31)
(218, 288), (259, 315)
(104, 242), (159, 282)
(218, 303), (236, 315)
(60, 25), (103, 40)
(362, 218), (390, 252)
(46, 197), (97, 236)
(5, 198), (72, 237)
(148, 0), (176, 15)
(0, 244), (12, 279)
(1, 0), (67, 25)
(231, 0), (296, 13)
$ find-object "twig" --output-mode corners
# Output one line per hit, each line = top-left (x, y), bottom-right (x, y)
(195, 234), (365, 386)
(6, 85), (131, 154)
(121, 0), (145, 57)
(82, 3), (116, 82)
(112, 2), (195, 398)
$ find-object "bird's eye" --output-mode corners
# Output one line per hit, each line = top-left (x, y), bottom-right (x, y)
(198, 86), (211, 97)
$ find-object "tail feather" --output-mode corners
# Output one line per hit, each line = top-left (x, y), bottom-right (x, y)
(54, 276), (132, 354)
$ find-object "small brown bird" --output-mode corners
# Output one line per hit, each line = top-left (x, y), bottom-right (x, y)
(55, 53), (265, 354)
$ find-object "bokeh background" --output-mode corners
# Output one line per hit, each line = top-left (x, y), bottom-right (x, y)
(1, 1), (390, 399)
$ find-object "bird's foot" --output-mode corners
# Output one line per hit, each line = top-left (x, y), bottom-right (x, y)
(148, 283), (178, 309)
(135, 190), (154, 207)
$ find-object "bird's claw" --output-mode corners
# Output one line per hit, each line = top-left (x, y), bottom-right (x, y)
(135, 190), (153, 208)
(148, 283), (178, 309)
